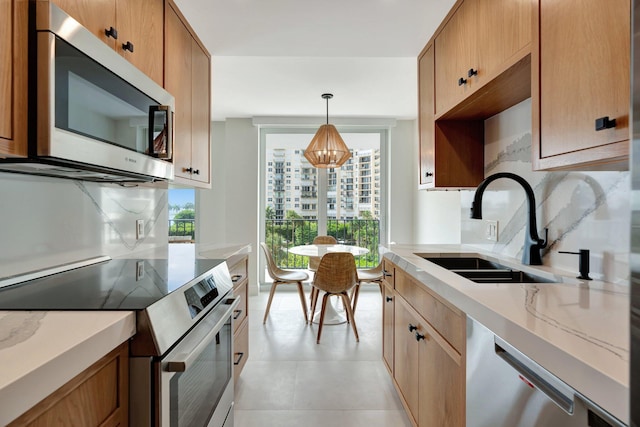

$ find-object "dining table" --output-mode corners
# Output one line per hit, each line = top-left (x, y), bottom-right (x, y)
(288, 244), (369, 325)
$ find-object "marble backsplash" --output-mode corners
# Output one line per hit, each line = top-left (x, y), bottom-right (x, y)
(0, 172), (169, 278)
(461, 99), (630, 284)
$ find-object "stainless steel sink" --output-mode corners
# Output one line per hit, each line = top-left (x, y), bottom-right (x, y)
(420, 256), (552, 284)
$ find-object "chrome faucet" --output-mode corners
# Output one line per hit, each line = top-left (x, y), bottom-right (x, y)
(470, 172), (548, 265)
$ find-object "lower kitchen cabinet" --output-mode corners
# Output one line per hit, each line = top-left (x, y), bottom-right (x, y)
(394, 295), (465, 427)
(9, 341), (129, 427)
(385, 264), (465, 427)
(229, 254), (250, 383)
(382, 282), (395, 374)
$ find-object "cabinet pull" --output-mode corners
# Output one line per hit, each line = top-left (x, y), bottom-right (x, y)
(233, 309), (242, 320)
(383, 270), (392, 277)
(234, 352), (244, 365)
(425, 171), (434, 177)
(458, 77), (467, 86)
(467, 68), (478, 78)
(105, 26), (118, 39)
(231, 274), (242, 282)
(385, 296), (393, 302)
(595, 116), (616, 131)
(193, 169), (200, 175)
(415, 332), (426, 341)
(184, 167), (193, 173)
(408, 323), (418, 332)
(122, 41), (134, 52)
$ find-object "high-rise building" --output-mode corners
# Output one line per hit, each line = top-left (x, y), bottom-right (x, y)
(265, 147), (380, 221)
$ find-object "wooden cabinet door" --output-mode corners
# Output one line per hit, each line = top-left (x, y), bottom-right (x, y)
(393, 296), (420, 425)
(477, 0), (531, 80)
(165, 4), (193, 180)
(1, 0), (14, 142)
(0, 0), (28, 157)
(418, 321), (465, 427)
(434, 0), (478, 115)
(534, 0), (630, 170)
(190, 37), (211, 185)
(52, 0), (116, 48)
(116, 0), (164, 85)
(382, 283), (394, 374)
(418, 45), (435, 188)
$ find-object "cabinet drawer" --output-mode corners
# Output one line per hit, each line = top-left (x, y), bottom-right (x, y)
(233, 318), (249, 384)
(233, 279), (248, 334)
(228, 256), (248, 289)
(395, 270), (464, 353)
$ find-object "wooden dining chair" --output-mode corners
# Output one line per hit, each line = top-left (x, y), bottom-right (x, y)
(260, 243), (309, 324)
(308, 235), (338, 312)
(351, 261), (384, 315)
(308, 235), (338, 270)
(309, 252), (359, 343)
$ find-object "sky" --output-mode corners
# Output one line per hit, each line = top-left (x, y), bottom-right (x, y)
(169, 189), (195, 209)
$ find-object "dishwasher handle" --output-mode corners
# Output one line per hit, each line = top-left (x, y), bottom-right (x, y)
(495, 341), (575, 415)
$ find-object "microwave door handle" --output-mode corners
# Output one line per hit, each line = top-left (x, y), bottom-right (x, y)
(494, 342), (575, 415)
(165, 296), (240, 372)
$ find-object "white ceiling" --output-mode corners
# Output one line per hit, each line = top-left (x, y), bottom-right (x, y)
(173, 0), (457, 121)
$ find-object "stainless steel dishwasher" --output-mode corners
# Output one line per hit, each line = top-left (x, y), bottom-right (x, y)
(466, 317), (625, 427)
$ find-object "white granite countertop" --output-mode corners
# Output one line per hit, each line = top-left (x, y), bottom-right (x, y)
(384, 244), (629, 425)
(0, 311), (135, 425)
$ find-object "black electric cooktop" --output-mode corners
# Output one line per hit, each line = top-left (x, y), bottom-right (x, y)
(0, 257), (225, 310)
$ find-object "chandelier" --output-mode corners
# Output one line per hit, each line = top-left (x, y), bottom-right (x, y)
(303, 93), (351, 168)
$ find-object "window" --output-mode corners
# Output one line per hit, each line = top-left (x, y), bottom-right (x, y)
(261, 129), (387, 275)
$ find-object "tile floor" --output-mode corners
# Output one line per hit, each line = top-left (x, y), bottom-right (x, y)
(234, 285), (412, 427)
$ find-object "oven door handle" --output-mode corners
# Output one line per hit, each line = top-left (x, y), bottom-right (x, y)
(165, 296), (240, 373)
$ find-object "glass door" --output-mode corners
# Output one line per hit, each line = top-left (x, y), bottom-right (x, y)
(260, 128), (386, 277)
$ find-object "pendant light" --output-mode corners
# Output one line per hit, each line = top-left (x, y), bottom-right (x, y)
(304, 93), (351, 168)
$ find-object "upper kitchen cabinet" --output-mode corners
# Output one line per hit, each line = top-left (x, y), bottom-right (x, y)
(532, 0), (630, 170)
(0, 0), (28, 158)
(434, 0), (532, 117)
(51, 0), (164, 85)
(165, 0), (211, 188)
(418, 45), (435, 188)
(434, 0), (478, 115)
(420, 0), (533, 188)
(419, 43), (484, 189)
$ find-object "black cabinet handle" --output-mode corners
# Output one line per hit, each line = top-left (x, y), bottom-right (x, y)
(122, 41), (134, 52)
(234, 352), (244, 365)
(184, 167), (193, 173)
(193, 169), (200, 175)
(408, 324), (418, 332)
(383, 270), (392, 277)
(458, 77), (467, 86)
(425, 171), (434, 177)
(595, 116), (616, 131)
(105, 26), (118, 39)
(415, 332), (426, 341)
(233, 309), (242, 320)
(468, 68), (478, 78)
(385, 296), (393, 302)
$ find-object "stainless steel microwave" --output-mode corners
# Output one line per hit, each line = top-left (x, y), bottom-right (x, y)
(0, 2), (174, 182)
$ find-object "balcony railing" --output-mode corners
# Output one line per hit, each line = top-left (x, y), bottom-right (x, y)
(169, 219), (195, 242)
(264, 219), (380, 269)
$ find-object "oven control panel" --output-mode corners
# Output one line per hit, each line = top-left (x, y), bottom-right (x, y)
(184, 275), (219, 318)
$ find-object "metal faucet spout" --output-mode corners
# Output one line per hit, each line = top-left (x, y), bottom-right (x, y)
(470, 172), (548, 265)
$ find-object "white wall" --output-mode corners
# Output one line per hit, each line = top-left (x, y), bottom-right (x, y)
(0, 173), (168, 278)
(198, 118), (260, 292)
